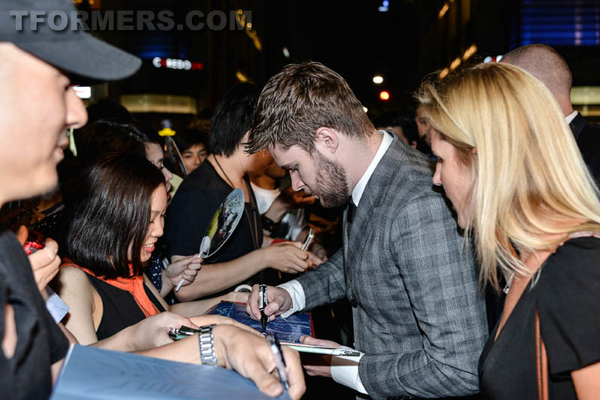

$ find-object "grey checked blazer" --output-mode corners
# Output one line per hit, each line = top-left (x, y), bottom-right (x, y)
(295, 133), (488, 399)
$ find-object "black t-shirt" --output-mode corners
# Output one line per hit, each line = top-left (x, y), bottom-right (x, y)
(0, 228), (69, 399)
(479, 236), (600, 400)
(165, 161), (262, 278)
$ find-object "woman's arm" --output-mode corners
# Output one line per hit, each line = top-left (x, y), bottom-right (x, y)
(173, 243), (309, 301)
(572, 361), (600, 399)
(169, 291), (249, 317)
(52, 266), (99, 345)
(137, 324), (306, 400)
(143, 273), (249, 317)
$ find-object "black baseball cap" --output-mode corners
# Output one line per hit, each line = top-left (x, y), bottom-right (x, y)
(0, 0), (141, 81)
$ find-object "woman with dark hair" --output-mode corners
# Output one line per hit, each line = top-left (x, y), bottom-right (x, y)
(54, 154), (246, 343)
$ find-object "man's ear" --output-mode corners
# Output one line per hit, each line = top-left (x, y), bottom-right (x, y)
(314, 127), (339, 154)
(472, 147), (477, 155)
(242, 130), (251, 143)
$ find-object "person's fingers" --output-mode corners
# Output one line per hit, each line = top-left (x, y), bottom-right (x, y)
(300, 335), (317, 345)
(307, 252), (323, 266)
(290, 257), (309, 272)
(186, 260), (203, 270)
(300, 335), (341, 348)
(282, 348), (306, 400)
(289, 262), (307, 273)
(246, 285), (261, 319)
(246, 360), (284, 398)
(43, 237), (59, 255)
(264, 301), (282, 316)
(29, 246), (60, 270)
(161, 312), (193, 329)
(16, 225), (28, 245)
(182, 269), (199, 279)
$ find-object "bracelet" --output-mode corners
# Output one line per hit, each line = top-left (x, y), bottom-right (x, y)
(198, 324), (218, 366)
(261, 215), (281, 233)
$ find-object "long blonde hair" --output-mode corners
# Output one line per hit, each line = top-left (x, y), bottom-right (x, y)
(418, 62), (600, 291)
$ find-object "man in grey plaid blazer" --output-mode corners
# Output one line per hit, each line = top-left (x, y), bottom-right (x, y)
(247, 61), (487, 399)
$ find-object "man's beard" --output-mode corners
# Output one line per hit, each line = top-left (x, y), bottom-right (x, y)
(312, 151), (350, 208)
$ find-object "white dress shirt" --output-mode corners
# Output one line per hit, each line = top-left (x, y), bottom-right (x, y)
(279, 131), (393, 394)
(565, 109), (578, 125)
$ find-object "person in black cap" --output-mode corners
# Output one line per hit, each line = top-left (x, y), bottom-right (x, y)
(0, 1), (304, 399)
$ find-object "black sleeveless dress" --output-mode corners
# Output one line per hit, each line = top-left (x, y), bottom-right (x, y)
(86, 274), (166, 340)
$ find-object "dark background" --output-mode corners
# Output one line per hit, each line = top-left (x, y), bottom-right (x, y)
(76, 0), (600, 129)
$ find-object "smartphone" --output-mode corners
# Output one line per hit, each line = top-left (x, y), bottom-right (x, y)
(23, 230), (45, 255)
(301, 228), (315, 252)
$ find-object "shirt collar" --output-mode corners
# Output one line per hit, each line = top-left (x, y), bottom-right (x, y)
(351, 130), (393, 206)
(565, 110), (578, 125)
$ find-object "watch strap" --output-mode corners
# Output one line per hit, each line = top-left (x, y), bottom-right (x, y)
(198, 324), (218, 366)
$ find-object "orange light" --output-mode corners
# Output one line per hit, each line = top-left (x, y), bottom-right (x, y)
(379, 91), (390, 101)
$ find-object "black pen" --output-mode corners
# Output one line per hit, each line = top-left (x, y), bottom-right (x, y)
(259, 284), (268, 331)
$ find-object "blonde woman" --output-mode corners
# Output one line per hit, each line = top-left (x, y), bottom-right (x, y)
(418, 62), (600, 399)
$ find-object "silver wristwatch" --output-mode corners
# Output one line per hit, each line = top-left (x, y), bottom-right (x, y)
(198, 324), (218, 366)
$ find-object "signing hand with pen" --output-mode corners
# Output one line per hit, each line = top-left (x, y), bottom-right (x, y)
(246, 284), (294, 323)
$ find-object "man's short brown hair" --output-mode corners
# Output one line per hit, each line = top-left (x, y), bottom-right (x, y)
(247, 61), (374, 154)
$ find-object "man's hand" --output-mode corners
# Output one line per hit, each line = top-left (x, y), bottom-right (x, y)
(28, 237), (61, 293)
(309, 242), (328, 263)
(299, 336), (341, 378)
(213, 324), (306, 400)
(306, 250), (325, 270)
(263, 242), (310, 273)
(162, 254), (203, 292)
(246, 284), (293, 322)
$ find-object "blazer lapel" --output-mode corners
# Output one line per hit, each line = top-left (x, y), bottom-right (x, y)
(569, 113), (587, 142)
(345, 135), (405, 288)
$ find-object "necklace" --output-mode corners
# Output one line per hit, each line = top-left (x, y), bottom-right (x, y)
(212, 155), (260, 250)
(503, 273), (515, 294)
(212, 155), (236, 188)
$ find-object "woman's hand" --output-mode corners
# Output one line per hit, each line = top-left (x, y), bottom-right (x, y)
(162, 254), (203, 293)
